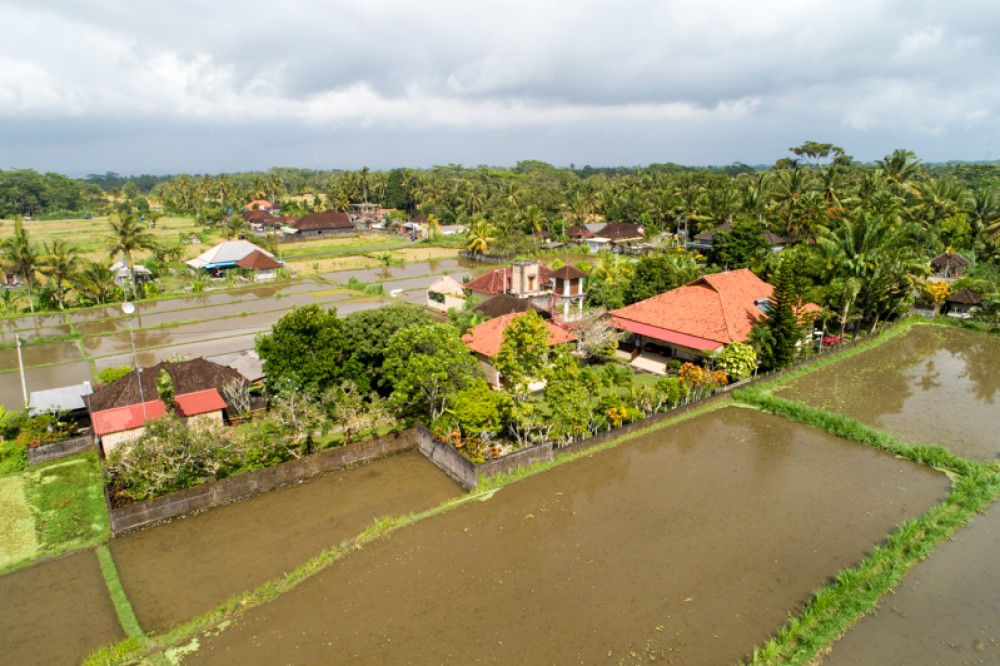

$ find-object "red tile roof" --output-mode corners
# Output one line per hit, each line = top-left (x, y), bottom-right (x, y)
(175, 388), (227, 417)
(464, 265), (555, 295)
(91, 400), (168, 436)
(463, 312), (576, 357)
(611, 269), (772, 346)
(236, 250), (283, 270)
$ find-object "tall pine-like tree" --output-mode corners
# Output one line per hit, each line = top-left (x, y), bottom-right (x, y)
(756, 256), (802, 370)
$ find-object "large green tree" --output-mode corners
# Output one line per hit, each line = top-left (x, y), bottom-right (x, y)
(753, 256), (802, 370)
(383, 323), (482, 420)
(255, 305), (360, 394)
(494, 310), (553, 399)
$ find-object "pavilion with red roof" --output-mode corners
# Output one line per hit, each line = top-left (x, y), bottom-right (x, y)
(610, 269), (819, 373)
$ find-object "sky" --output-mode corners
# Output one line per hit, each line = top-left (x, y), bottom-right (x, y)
(1, 0), (999, 176)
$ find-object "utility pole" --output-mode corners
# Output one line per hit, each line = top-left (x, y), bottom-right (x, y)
(16, 334), (28, 408)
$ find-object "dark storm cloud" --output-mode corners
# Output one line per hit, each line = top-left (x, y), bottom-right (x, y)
(1, 0), (999, 172)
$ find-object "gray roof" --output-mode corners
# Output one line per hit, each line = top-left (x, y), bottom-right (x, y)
(206, 349), (265, 382)
(29, 382), (93, 416)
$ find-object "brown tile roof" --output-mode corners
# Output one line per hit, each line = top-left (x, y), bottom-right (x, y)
(610, 269), (772, 346)
(694, 220), (786, 245)
(464, 265), (554, 295)
(241, 209), (274, 222)
(550, 265), (587, 280)
(931, 252), (970, 268)
(947, 287), (981, 304)
(236, 250), (283, 270)
(595, 221), (645, 241)
(471, 294), (551, 319)
(86, 358), (246, 413)
(462, 312), (576, 357)
(291, 210), (354, 231)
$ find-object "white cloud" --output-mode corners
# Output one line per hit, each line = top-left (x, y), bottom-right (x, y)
(0, 0), (999, 171)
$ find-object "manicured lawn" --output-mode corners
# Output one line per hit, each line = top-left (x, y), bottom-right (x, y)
(0, 475), (40, 570)
(0, 451), (111, 573)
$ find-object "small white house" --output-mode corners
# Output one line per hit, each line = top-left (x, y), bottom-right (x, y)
(426, 275), (467, 313)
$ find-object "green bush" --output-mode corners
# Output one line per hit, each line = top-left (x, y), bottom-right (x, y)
(0, 439), (28, 475)
(98, 366), (133, 385)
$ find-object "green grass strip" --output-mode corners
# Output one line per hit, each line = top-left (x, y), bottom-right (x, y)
(732, 387), (1000, 665)
(732, 387), (977, 477)
(759, 317), (920, 395)
(82, 397), (731, 665)
(95, 544), (146, 641)
(747, 469), (1000, 666)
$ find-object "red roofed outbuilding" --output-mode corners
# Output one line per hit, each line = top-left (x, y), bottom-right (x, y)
(462, 312), (576, 390)
(92, 389), (228, 457)
(611, 269), (819, 372)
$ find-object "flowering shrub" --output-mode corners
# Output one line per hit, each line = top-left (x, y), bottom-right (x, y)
(14, 414), (74, 448)
(821, 335), (844, 347)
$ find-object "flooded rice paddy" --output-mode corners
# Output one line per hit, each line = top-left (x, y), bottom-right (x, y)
(776, 325), (1000, 461)
(0, 550), (123, 666)
(184, 407), (949, 665)
(111, 450), (460, 633)
(825, 498), (1000, 665)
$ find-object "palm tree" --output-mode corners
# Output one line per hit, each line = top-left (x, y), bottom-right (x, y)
(38, 240), (80, 310)
(108, 212), (156, 300)
(73, 259), (117, 305)
(876, 149), (923, 195)
(963, 189), (1000, 253)
(590, 253), (634, 286)
(1, 216), (38, 313)
(466, 219), (496, 254)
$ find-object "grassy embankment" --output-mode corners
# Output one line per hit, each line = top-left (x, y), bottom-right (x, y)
(734, 319), (1000, 665)
(0, 451), (110, 575)
(82, 398), (727, 665)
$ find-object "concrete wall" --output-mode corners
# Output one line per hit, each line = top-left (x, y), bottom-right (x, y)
(28, 434), (94, 465)
(414, 424), (479, 490)
(108, 428), (419, 535)
(415, 424), (555, 489)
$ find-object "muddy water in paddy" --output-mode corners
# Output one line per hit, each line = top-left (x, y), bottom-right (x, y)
(777, 325), (1000, 461)
(0, 339), (82, 372)
(111, 450), (460, 633)
(0, 361), (94, 410)
(0, 550), (123, 665)
(825, 499), (1000, 665)
(186, 407), (949, 666)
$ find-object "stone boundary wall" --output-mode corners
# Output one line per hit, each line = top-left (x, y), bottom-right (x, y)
(28, 434), (93, 465)
(414, 424), (480, 489)
(108, 428), (418, 535)
(415, 322), (902, 488)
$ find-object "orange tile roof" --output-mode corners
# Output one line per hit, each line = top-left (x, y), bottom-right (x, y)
(611, 269), (772, 346)
(91, 400), (168, 436)
(462, 313), (576, 357)
(175, 389), (227, 417)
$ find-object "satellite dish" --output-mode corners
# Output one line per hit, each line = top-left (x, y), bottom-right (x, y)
(122, 302), (136, 315)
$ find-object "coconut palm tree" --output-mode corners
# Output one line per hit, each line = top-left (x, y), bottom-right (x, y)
(38, 240), (80, 310)
(466, 219), (496, 254)
(0, 216), (38, 313)
(73, 258), (117, 305)
(108, 212), (156, 300)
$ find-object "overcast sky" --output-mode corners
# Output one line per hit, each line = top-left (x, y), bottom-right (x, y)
(1, 0), (998, 175)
